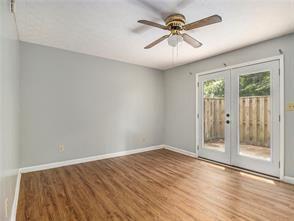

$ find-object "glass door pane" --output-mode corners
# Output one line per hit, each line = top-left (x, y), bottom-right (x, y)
(203, 79), (225, 152)
(238, 72), (271, 161)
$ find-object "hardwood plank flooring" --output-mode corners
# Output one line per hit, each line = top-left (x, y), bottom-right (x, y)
(17, 149), (294, 221)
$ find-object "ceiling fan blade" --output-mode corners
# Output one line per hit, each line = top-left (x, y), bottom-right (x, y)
(182, 33), (202, 48)
(183, 15), (222, 31)
(132, 18), (163, 34)
(138, 20), (168, 30)
(144, 34), (170, 49)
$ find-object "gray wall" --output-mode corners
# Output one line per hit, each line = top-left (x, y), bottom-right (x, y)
(20, 42), (164, 167)
(0, 0), (20, 220)
(164, 33), (294, 177)
(19, 27), (294, 177)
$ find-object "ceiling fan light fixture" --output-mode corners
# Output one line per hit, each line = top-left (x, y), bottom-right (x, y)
(168, 34), (183, 47)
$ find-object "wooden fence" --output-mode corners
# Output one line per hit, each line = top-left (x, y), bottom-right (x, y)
(204, 96), (270, 147)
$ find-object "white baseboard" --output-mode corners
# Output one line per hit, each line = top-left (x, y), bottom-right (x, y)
(10, 170), (21, 221)
(20, 145), (164, 173)
(163, 145), (197, 158)
(19, 144), (199, 174)
(283, 176), (294, 184)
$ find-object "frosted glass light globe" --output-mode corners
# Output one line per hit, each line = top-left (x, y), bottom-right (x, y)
(168, 34), (183, 47)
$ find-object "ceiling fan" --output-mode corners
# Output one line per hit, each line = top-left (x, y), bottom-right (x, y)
(138, 14), (222, 49)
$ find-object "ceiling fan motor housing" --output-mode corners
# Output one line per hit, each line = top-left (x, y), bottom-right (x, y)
(165, 14), (186, 32)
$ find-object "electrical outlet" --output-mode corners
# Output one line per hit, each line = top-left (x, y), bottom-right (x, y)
(58, 144), (64, 152)
(287, 102), (294, 111)
(4, 198), (8, 218)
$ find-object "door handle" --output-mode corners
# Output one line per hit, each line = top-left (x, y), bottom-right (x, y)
(226, 120), (230, 124)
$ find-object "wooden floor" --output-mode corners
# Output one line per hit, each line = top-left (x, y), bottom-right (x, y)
(17, 149), (294, 221)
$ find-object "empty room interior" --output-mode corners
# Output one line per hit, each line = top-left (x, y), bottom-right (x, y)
(1, 0), (294, 220)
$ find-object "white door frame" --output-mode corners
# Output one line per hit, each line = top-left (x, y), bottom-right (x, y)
(195, 55), (284, 179)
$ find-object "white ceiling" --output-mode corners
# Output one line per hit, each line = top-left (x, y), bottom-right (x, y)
(15, 0), (294, 70)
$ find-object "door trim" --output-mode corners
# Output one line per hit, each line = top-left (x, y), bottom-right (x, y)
(195, 55), (284, 179)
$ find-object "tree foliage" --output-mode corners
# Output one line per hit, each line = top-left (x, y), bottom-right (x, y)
(203, 79), (224, 97)
(204, 72), (270, 97)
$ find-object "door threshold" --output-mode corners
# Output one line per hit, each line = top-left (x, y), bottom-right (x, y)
(198, 157), (280, 181)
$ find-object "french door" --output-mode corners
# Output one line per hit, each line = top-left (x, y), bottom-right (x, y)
(198, 60), (280, 177)
(198, 70), (231, 164)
